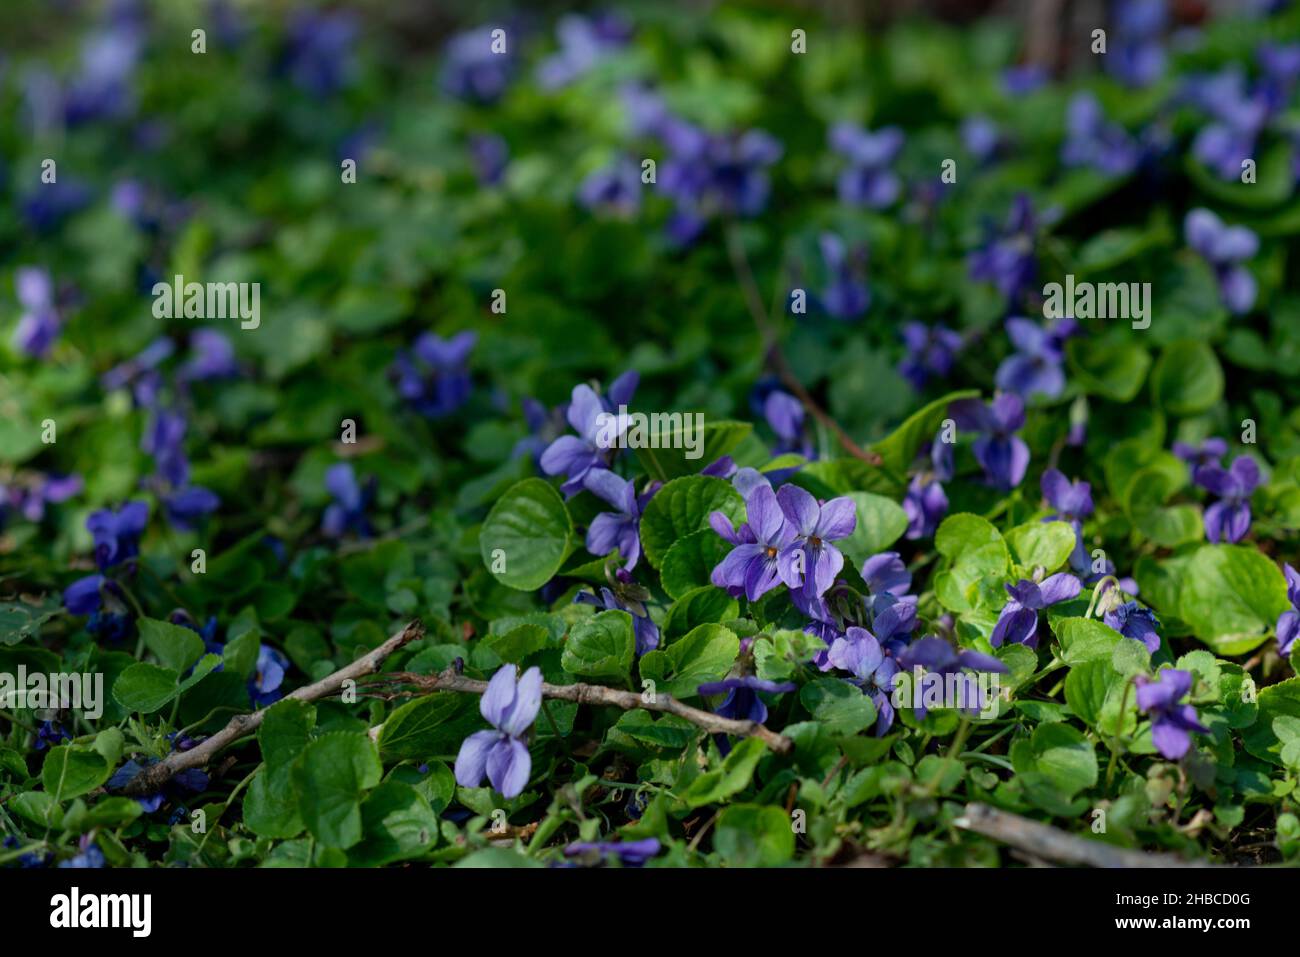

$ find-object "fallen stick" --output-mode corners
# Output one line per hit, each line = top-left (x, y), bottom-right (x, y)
(954, 802), (1217, 868)
(121, 619), (426, 796)
(380, 668), (795, 754)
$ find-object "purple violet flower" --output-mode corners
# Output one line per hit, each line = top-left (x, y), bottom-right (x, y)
(967, 194), (1041, 304)
(829, 122), (904, 208)
(563, 837), (660, 867)
(12, 267), (62, 358)
(816, 232), (870, 320)
(696, 676), (796, 725)
(1276, 563), (1299, 658)
(1104, 601), (1162, 654)
(454, 664), (542, 798)
(1136, 669), (1208, 760)
(1062, 93), (1141, 176)
(540, 373), (638, 497)
(826, 626), (899, 735)
(898, 322), (963, 391)
(322, 462), (372, 538)
(583, 470), (659, 571)
(392, 331), (476, 419)
(1173, 436), (1227, 471)
(995, 316), (1077, 401)
(949, 394), (1031, 490)
(896, 636), (1009, 719)
(774, 485), (857, 601)
(1185, 209), (1258, 315)
(575, 579), (660, 656)
(537, 14), (630, 90)
(441, 27), (516, 104)
(710, 484), (797, 601)
(1041, 468), (1094, 571)
(991, 574), (1082, 648)
(1194, 455), (1260, 544)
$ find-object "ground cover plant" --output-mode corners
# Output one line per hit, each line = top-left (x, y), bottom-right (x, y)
(2, 0), (1300, 870)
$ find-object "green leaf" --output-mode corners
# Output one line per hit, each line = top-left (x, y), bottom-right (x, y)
(1151, 341), (1224, 415)
(639, 622), (738, 699)
(659, 528), (732, 599)
(1021, 723), (1097, 797)
(138, 617), (206, 673)
(479, 478), (573, 591)
(936, 513), (1005, 560)
(713, 803), (795, 866)
(639, 476), (744, 569)
(1066, 337), (1151, 402)
(378, 694), (481, 762)
(111, 662), (180, 714)
(347, 780), (440, 866)
(1006, 521), (1077, 572)
(0, 599), (61, 646)
(684, 737), (766, 808)
(662, 587), (738, 644)
(480, 623), (550, 664)
(1179, 545), (1289, 655)
(1242, 679), (1300, 766)
(259, 699), (317, 769)
(293, 733), (383, 849)
(244, 766), (304, 839)
(41, 746), (111, 802)
(837, 492), (909, 570)
(1054, 617), (1125, 664)
(633, 420), (752, 483)
(62, 796), (143, 832)
(799, 678), (877, 735)
(561, 610), (635, 679)
(871, 390), (979, 477)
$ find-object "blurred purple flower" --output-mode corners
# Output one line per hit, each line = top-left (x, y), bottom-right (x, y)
(12, 267), (62, 358)
(1061, 93), (1141, 176)
(829, 122), (903, 208)
(995, 316), (1077, 401)
(1194, 455), (1260, 543)
(1276, 563), (1300, 658)
(578, 158), (642, 216)
(898, 322), (963, 391)
(563, 837), (660, 867)
(1108, 0), (1167, 87)
(816, 232), (869, 319)
(441, 26), (515, 104)
(284, 10), (357, 96)
(949, 394), (1030, 490)
(392, 331), (476, 419)
(322, 462), (372, 538)
(1185, 209), (1258, 315)
(537, 13), (630, 89)
(967, 194), (1041, 303)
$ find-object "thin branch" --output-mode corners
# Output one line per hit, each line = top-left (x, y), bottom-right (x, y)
(380, 667), (795, 754)
(121, 620), (426, 796)
(724, 225), (883, 467)
(955, 802), (1218, 868)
